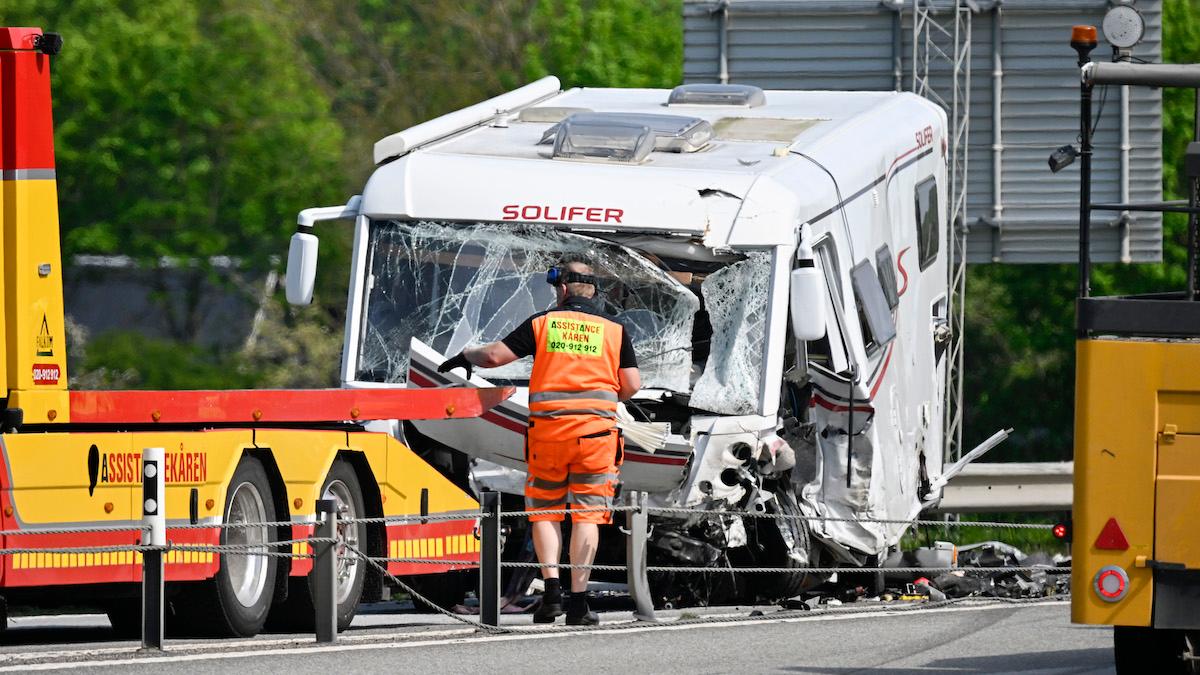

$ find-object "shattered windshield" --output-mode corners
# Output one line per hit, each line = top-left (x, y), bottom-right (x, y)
(355, 220), (699, 390)
(690, 252), (772, 416)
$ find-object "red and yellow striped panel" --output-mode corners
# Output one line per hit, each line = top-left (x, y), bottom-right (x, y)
(1, 26), (69, 414)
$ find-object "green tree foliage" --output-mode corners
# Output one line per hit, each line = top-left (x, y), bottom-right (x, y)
(523, 0), (682, 88)
(1, 0), (344, 265)
(2, 0), (352, 383)
(272, 1), (536, 191)
(274, 0), (681, 192)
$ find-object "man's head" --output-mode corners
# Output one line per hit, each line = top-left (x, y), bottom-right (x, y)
(555, 259), (596, 304)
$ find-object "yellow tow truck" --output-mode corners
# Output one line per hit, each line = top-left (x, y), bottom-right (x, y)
(0, 27), (510, 637)
(1068, 24), (1200, 673)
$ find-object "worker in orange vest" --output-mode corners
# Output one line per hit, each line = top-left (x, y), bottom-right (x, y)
(438, 259), (641, 625)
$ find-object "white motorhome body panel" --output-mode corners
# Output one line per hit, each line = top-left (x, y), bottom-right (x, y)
(344, 83), (950, 561)
(362, 153), (756, 244)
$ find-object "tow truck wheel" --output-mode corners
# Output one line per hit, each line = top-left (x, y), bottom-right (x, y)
(177, 456), (278, 637)
(319, 462), (368, 630)
(1114, 625), (1191, 674)
(268, 460), (367, 632)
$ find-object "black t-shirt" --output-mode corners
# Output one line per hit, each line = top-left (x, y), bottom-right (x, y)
(501, 296), (638, 369)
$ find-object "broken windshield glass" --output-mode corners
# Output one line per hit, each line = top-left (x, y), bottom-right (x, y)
(355, 220), (699, 390)
(690, 252), (771, 415)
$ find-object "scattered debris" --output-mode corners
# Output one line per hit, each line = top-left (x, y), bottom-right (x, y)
(877, 540), (1071, 602)
(770, 540), (1073, 609)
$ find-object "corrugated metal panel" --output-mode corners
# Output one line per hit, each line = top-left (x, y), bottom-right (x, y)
(683, 0), (1164, 264)
(684, 8), (900, 90)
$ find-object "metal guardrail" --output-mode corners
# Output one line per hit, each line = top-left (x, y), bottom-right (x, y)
(345, 494), (1064, 634)
(937, 461), (1073, 512)
(0, 448), (1068, 649)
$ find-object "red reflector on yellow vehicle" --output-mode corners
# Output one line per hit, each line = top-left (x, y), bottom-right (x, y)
(1093, 565), (1129, 602)
(1094, 517), (1129, 550)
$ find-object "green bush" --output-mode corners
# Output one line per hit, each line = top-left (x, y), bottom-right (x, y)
(79, 331), (261, 390)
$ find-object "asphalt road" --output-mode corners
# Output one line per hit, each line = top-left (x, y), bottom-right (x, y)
(0, 599), (1113, 673)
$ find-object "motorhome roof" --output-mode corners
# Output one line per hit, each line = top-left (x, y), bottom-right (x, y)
(360, 84), (943, 248)
(414, 87), (902, 174)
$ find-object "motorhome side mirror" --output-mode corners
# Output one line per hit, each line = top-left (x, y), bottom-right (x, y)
(790, 262), (827, 341)
(286, 231), (319, 305)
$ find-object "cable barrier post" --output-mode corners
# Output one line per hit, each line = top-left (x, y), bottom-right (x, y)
(479, 491), (501, 628)
(314, 499), (338, 644)
(624, 491), (657, 622)
(140, 447), (165, 651)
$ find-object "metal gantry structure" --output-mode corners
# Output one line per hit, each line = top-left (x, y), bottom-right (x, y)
(912, 0), (973, 462)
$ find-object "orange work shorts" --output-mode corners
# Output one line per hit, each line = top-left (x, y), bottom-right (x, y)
(524, 424), (623, 524)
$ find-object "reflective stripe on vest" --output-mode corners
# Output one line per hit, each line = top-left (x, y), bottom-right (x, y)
(528, 390), (619, 404)
(529, 408), (618, 419)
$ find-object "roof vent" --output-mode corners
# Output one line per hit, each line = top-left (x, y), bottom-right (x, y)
(551, 115), (655, 163)
(668, 83), (766, 108)
(542, 112), (713, 154)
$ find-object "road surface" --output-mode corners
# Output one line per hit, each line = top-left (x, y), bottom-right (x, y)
(1, 599), (1113, 673)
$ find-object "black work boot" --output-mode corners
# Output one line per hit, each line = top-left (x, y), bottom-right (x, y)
(565, 591), (599, 626)
(533, 578), (563, 624)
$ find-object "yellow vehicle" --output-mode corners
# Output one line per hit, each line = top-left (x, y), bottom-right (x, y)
(1069, 25), (1200, 672)
(0, 27), (509, 636)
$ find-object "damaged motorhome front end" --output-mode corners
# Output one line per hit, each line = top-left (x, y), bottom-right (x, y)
(287, 78), (951, 603)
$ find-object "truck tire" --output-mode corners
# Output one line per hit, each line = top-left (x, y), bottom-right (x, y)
(1114, 626), (1190, 674)
(268, 460), (367, 632)
(177, 456), (278, 637)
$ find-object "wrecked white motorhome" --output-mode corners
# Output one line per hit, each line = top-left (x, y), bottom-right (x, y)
(288, 78), (952, 604)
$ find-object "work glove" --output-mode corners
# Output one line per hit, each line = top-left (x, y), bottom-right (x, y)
(437, 352), (473, 380)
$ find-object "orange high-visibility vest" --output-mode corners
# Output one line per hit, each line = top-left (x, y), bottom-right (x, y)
(527, 310), (623, 437)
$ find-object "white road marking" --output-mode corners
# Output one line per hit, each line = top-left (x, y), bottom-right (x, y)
(0, 627), (476, 665)
(1, 601), (1064, 671)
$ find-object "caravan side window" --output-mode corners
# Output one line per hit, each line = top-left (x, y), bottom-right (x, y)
(915, 177), (939, 271)
(851, 260), (897, 355)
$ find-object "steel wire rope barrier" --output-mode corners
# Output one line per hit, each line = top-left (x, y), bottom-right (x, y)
(453, 491), (1070, 630)
(0, 465), (1071, 650)
(642, 506), (1057, 531)
(340, 539), (1071, 639)
(0, 482), (1075, 653)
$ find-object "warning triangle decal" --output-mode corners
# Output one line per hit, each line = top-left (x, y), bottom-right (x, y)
(36, 313), (54, 357)
(1094, 517), (1129, 550)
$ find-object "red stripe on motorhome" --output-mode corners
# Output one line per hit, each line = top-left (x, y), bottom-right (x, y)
(407, 370), (528, 434)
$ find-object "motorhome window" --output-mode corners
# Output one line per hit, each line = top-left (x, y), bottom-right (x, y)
(915, 177), (939, 271)
(875, 245), (899, 309)
(354, 220), (698, 390)
(851, 260), (897, 354)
